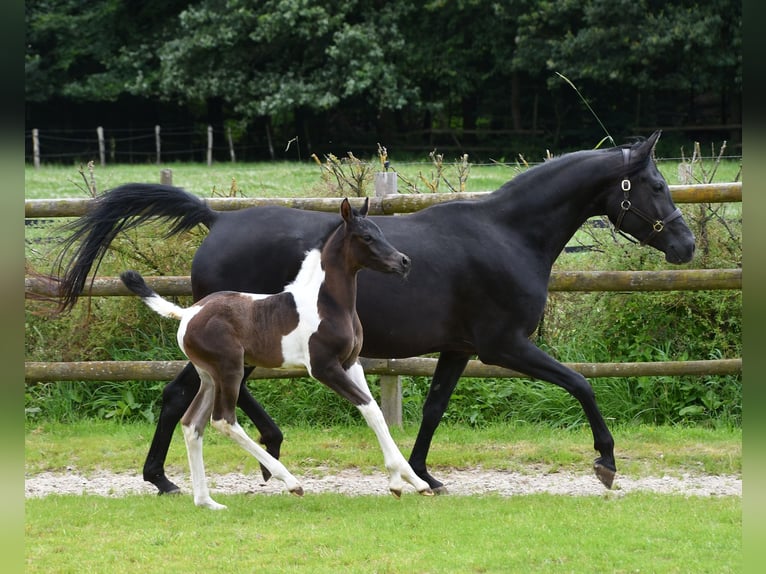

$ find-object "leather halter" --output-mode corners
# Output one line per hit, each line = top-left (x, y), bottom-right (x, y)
(614, 148), (682, 245)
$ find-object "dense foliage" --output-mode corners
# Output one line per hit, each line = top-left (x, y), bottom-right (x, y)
(25, 0), (741, 159)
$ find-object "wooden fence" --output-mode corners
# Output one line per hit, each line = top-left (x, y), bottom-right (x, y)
(24, 182), (742, 424)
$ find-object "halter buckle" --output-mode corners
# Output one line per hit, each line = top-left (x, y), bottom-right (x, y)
(621, 179), (631, 192)
(621, 199), (632, 211)
(653, 221), (664, 232)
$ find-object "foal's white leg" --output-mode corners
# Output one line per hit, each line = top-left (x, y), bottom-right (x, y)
(182, 424), (226, 510)
(346, 362), (433, 497)
(181, 369), (227, 509)
(210, 419), (304, 496)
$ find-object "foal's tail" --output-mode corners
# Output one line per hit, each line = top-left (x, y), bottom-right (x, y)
(120, 270), (185, 321)
(50, 184), (218, 314)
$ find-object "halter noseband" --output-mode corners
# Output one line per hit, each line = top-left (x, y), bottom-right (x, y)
(613, 148), (682, 245)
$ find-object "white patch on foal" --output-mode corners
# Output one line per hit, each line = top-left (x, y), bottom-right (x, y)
(280, 249), (324, 374)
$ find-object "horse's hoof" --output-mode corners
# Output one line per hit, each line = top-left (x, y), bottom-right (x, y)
(431, 485), (449, 495)
(594, 462), (616, 489)
(150, 476), (181, 495)
(157, 486), (181, 496)
(389, 488), (402, 499)
(418, 488), (435, 497)
(290, 486), (304, 497)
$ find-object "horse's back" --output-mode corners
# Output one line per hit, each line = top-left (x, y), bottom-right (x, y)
(191, 206), (338, 298)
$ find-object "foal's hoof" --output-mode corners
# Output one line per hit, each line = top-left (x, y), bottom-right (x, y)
(389, 488), (402, 499)
(431, 485), (449, 495)
(418, 488), (435, 497)
(594, 461), (616, 489)
(290, 486), (305, 497)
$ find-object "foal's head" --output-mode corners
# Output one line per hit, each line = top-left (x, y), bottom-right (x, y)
(334, 197), (411, 277)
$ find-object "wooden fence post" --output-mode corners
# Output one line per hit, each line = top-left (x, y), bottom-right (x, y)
(207, 125), (213, 166)
(155, 125), (161, 165)
(374, 171), (397, 196)
(374, 171), (402, 426)
(227, 126), (236, 163)
(32, 128), (40, 169)
(97, 126), (105, 166)
(160, 168), (173, 186)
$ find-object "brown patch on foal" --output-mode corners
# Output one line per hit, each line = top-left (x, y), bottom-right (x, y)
(183, 292), (300, 368)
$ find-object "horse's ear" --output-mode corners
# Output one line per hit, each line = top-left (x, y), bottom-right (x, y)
(360, 197), (369, 217)
(340, 198), (352, 223)
(639, 130), (661, 157)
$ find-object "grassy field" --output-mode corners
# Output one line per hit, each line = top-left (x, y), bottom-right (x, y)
(25, 421), (741, 573)
(24, 154), (742, 199)
(26, 492), (740, 573)
(25, 421), (741, 478)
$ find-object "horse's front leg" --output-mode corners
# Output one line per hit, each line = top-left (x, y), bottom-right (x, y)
(408, 351), (471, 494)
(478, 336), (616, 489)
(313, 360), (433, 497)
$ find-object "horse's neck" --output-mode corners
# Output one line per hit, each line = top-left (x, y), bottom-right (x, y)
(318, 235), (359, 315)
(486, 151), (617, 261)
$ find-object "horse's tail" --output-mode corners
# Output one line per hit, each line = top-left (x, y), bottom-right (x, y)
(120, 270), (185, 321)
(51, 183), (217, 314)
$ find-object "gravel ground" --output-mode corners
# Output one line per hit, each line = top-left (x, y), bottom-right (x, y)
(25, 467), (741, 499)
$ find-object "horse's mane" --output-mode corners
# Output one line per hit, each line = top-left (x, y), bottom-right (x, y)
(493, 140), (649, 196)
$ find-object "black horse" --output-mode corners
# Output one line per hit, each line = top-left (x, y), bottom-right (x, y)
(53, 131), (695, 494)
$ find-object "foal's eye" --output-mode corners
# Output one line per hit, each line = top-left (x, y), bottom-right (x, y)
(363, 234), (373, 242)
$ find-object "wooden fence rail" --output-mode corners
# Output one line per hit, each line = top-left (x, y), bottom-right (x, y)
(24, 269), (742, 298)
(24, 182), (742, 218)
(25, 357), (742, 383)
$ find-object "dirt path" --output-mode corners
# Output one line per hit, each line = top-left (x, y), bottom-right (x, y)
(25, 468), (741, 499)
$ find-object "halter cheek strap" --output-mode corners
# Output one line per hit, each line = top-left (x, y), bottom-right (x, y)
(614, 149), (682, 245)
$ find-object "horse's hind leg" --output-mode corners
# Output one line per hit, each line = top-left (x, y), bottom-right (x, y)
(143, 362), (200, 494)
(211, 369), (302, 496)
(180, 368), (224, 509)
(211, 419), (303, 496)
(478, 336), (616, 489)
(236, 369), (284, 482)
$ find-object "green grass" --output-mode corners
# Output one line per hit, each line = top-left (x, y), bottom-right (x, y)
(25, 492), (741, 573)
(24, 157), (742, 199)
(25, 421), (741, 479)
(25, 421), (741, 573)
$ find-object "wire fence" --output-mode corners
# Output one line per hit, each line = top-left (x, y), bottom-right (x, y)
(25, 125), (744, 167)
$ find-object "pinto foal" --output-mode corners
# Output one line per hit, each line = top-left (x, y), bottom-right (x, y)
(121, 198), (433, 508)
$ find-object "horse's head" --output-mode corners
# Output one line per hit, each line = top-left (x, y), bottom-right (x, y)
(606, 131), (695, 264)
(339, 197), (411, 277)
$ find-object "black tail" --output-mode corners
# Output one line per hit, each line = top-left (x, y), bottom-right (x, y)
(52, 184), (217, 313)
(120, 270), (155, 299)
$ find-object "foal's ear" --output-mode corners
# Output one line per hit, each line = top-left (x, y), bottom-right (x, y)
(340, 197), (352, 223)
(359, 196), (369, 217)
